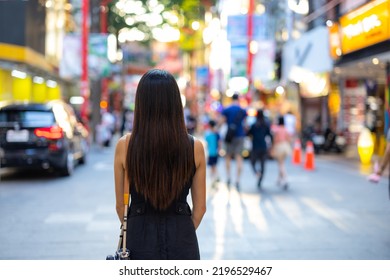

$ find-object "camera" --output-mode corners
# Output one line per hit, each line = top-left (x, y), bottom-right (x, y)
(106, 248), (131, 260)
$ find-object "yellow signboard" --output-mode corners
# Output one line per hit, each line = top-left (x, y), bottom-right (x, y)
(340, 0), (390, 54)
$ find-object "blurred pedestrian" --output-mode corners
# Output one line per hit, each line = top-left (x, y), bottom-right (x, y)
(271, 115), (292, 190)
(204, 119), (221, 188)
(221, 93), (247, 190)
(368, 128), (390, 183)
(120, 108), (133, 136)
(114, 69), (206, 260)
(96, 110), (115, 147)
(186, 113), (197, 135)
(247, 109), (273, 189)
(284, 110), (297, 140)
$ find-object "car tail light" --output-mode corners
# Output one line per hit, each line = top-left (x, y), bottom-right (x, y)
(34, 126), (63, 140)
(48, 143), (60, 151)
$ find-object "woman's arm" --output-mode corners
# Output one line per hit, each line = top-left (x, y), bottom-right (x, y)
(191, 138), (206, 230)
(114, 135), (127, 223)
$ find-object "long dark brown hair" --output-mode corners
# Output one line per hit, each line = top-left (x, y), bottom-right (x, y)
(126, 69), (194, 210)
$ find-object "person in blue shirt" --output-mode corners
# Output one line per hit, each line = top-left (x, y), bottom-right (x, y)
(204, 119), (221, 188)
(247, 109), (273, 189)
(221, 93), (247, 190)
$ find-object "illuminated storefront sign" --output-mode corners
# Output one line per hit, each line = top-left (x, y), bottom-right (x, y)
(340, 0), (390, 54)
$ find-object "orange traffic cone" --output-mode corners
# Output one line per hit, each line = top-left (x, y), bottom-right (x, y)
(304, 141), (315, 170)
(292, 139), (302, 165)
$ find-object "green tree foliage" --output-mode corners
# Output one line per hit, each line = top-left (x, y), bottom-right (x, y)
(107, 0), (215, 50)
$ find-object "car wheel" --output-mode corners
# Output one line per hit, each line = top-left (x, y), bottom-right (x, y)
(60, 150), (74, 176)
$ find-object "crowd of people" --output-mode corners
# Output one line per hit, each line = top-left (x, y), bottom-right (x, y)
(204, 93), (297, 191)
(200, 93), (388, 191)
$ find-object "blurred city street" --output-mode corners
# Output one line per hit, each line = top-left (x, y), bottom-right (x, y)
(0, 135), (389, 260)
(2, 0), (390, 270)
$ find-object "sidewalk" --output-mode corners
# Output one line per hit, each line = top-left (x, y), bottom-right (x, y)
(315, 152), (388, 178)
(196, 146), (390, 260)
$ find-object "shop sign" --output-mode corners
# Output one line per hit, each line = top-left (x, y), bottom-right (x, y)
(196, 66), (209, 87)
(340, 0), (390, 54)
(282, 26), (332, 83)
(60, 34), (112, 79)
(252, 40), (275, 82)
(230, 41), (247, 78)
(227, 14), (268, 42)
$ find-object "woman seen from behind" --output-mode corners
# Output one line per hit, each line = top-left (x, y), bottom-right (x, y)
(114, 69), (206, 260)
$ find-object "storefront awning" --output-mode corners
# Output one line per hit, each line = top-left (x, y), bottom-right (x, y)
(0, 43), (54, 73)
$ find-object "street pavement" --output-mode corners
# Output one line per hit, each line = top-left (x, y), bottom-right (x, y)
(199, 152), (390, 260)
(0, 135), (389, 260)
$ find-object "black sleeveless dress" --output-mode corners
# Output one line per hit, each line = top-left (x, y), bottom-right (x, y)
(125, 136), (200, 260)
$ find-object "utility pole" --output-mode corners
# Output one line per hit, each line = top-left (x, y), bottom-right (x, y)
(246, 0), (255, 102)
(100, 0), (111, 111)
(81, 0), (90, 129)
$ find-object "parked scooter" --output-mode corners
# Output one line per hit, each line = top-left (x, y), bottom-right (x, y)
(302, 126), (346, 154)
(302, 125), (324, 154)
(322, 127), (347, 153)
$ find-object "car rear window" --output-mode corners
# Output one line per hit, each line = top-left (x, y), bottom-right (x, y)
(0, 110), (55, 127)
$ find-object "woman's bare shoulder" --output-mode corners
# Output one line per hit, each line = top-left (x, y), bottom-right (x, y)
(192, 136), (205, 167)
(115, 133), (131, 155)
(192, 136), (204, 149)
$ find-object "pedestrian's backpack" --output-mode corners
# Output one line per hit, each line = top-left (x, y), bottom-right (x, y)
(225, 123), (236, 143)
(224, 110), (244, 143)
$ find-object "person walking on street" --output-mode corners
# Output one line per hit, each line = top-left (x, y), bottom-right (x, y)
(221, 93), (247, 190)
(271, 115), (292, 190)
(204, 119), (221, 188)
(114, 69), (206, 260)
(247, 109), (273, 189)
(369, 127), (390, 183)
(284, 110), (297, 140)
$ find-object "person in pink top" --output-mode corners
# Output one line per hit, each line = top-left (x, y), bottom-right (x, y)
(271, 115), (292, 189)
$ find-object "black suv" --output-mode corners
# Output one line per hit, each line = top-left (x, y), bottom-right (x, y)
(0, 100), (89, 176)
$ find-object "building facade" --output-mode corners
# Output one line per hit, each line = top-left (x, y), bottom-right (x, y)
(0, 0), (66, 103)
